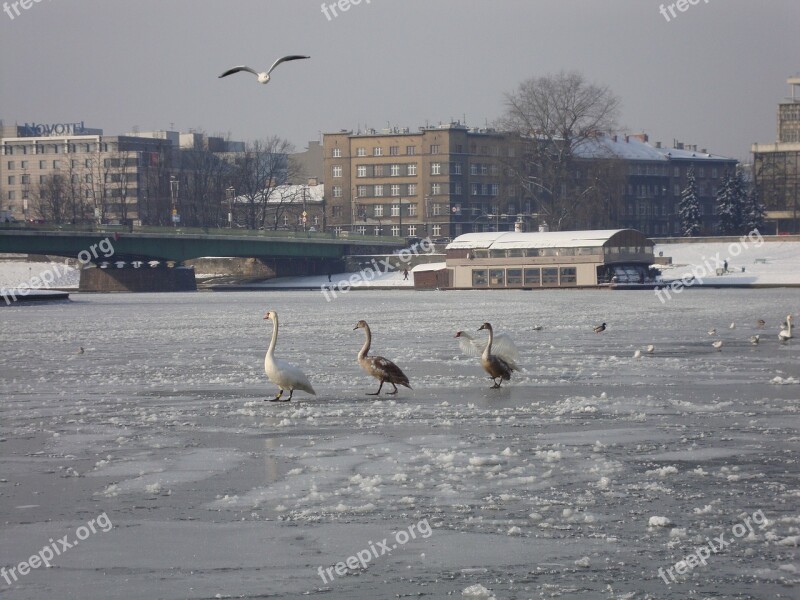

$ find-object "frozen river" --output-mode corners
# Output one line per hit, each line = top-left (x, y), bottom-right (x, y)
(1, 289), (798, 599)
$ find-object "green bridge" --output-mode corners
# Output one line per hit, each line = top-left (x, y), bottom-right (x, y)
(0, 226), (404, 263)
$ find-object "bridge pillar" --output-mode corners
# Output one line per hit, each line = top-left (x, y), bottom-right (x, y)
(79, 265), (197, 292)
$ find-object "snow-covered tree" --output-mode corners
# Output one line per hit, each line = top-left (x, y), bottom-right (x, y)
(678, 167), (702, 237)
(717, 169), (747, 235)
(744, 186), (766, 234)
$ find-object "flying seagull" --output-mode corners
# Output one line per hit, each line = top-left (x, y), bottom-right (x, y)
(219, 55), (310, 85)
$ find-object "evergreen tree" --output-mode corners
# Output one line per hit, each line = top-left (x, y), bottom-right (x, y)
(744, 185), (766, 234)
(678, 167), (702, 237)
(717, 169), (748, 235)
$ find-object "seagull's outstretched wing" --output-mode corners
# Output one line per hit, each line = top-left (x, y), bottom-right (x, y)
(267, 55), (310, 75)
(219, 66), (259, 79)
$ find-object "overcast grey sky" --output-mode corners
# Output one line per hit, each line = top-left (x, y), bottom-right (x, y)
(1, 0), (798, 161)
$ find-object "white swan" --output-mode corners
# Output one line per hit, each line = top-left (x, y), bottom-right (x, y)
(219, 55), (310, 85)
(779, 315), (793, 341)
(712, 340), (723, 351)
(646, 344), (655, 354)
(263, 311), (316, 402)
(455, 330), (520, 366)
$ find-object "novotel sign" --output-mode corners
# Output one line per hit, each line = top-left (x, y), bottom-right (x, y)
(18, 121), (89, 137)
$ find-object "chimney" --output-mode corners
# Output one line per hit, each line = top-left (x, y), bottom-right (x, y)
(538, 222), (550, 233)
(655, 141), (662, 148)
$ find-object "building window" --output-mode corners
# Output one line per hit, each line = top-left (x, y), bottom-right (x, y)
(431, 163), (441, 175)
(407, 225), (416, 236)
(53, 160), (61, 169)
(390, 164), (400, 176)
(407, 164), (417, 176)
(673, 183), (681, 196)
(489, 184), (499, 196)
(21, 174), (30, 184)
(698, 167), (705, 178)
(391, 204), (400, 216)
(472, 269), (488, 287)
(282, 215), (289, 226)
(471, 183), (479, 196)
(391, 226), (400, 237)
(431, 183), (441, 195)
(20, 160), (27, 169)
(452, 163), (462, 175)
(332, 186), (342, 198)
(391, 185), (400, 197)
(357, 185), (367, 197)
(374, 204), (383, 217)
(408, 203), (417, 216)
(6, 161), (14, 170)
(374, 226), (382, 236)
(373, 165), (384, 177)
(673, 166), (680, 178)
(373, 147), (382, 156)
(507, 269), (523, 287)
(406, 146), (416, 155)
(374, 185), (384, 197)
(357, 165), (367, 178)
(430, 144), (440, 154)
(7, 176), (15, 185)
(524, 268), (541, 286)
(489, 269), (505, 287)
(408, 183), (417, 196)
(7, 191), (15, 200)
(542, 268), (559, 286)
(356, 226), (366, 235)
(559, 267), (577, 285)
(711, 168), (718, 179)
(432, 203), (442, 216)
(332, 165), (342, 178)
(39, 160), (46, 169)
(432, 224), (441, 237)
(357, 147), (366, 157)
(334, 226), (343, 236)
(389, 146), (399, 156)
(332, 148), (342, 158)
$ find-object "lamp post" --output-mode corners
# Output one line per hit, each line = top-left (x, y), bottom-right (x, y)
(170, 176), (179, 227)
(226, 186), (235, 228)
(398, 197), (403, 238)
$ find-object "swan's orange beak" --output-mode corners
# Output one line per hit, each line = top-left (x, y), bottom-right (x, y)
(454, 331), (461, 338)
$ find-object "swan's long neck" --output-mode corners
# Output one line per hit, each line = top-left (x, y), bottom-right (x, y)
(482, 327), (494, 359)
(358, 325), (371, 361)
(267, 315), (278, 357)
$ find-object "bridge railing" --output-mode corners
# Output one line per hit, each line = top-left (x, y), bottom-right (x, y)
(0, 222), (403, 244)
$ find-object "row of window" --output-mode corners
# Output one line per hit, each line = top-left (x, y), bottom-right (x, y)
(332, 144), (509, 158)
(6, 158), (139, 171)
(336, 163), (507, 179)
(2, 143), (125, 155)
(472, 267), (577, 288)
(357, 203), (420, 218)
(333, 224), (443, 238)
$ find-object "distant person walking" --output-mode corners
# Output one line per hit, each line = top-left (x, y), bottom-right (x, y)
(723, 259), (728, 272)
(403, 269), (409, 281)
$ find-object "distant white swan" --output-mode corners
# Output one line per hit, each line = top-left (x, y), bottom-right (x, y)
(779, 315), (793, 341)
(455, 330), (520, 366)
(263, 311), (316, 402)
(712, 340), (723, 351)
(646, 344), (655, 354)
(219, 55), (310, 85)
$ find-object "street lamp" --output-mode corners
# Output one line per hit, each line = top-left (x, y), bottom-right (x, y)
(226, 186), (235, 228)
(170, 176), (179, 227)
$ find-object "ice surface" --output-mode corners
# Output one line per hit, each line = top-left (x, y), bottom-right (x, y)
(0, 288), (798, 599)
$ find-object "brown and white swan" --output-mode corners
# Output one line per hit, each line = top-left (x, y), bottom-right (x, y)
(455, 330), (520, 365)
(354, 320), (411, 395)
(477, 322), (517, 388)
(263, 311), (316, 402)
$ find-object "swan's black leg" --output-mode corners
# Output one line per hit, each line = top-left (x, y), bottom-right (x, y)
(367, 381), (384, 396)
(490, 378), (501, 389)
(387, 382), (398, 395)
(277, 389), (293, 402)
(268, 389), (284, 402)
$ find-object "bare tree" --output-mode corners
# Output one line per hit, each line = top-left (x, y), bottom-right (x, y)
(33, 174), (68, 223)
(498, 71), (621, 230)
(181, 149), (231, 228)
(232, 137), (297, 229)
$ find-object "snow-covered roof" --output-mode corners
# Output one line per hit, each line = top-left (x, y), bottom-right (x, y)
(447, 229), (643, 250)
(234, 183), (324, 204)
(411, 262), (447, 272)
(574, 135), (734, 162)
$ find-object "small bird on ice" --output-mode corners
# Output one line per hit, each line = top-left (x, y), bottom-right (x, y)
(218, 55), (310, 85)
(633, 349), (642, 359)
(593, 323), (607, 333)
(712, 340), (723, 351)
(707, 328), (716, 336)
(77, 347), (84, 354)
(750, 335), (760, 345)
(646, 344), (655, 354)
(729, 322), (735, 329)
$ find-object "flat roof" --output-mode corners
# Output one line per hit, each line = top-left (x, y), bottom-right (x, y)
(447, 229), (648, 250)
